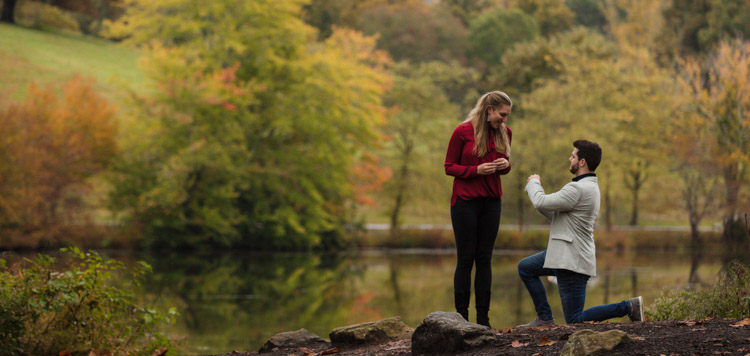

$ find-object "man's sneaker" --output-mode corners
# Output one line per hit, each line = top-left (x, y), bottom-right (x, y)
(628, 296), (644, 322)
(517, 317), (555, 328)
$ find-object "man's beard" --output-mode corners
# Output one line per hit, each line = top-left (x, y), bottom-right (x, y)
(569, 164), (578, 175)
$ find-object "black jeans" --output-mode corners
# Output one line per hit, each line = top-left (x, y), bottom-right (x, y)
(451, 197), (501, 310)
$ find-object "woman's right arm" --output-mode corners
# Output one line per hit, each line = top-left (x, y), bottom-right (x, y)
(444, 127), (478, 178)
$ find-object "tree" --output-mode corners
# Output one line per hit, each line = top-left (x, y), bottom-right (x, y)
(355, 2), (469, 63)
(677, 39), (750, 243)
(659, 0), (749, 59)
(107, 0), (391, 249)
(513, 30), (672, 228)
(469, 7), (540, 72)
(380, 61), (471, 233)
(0, 76), (117, 241)
(512, 0), (576, 36)
(494, 26), (614, 97)
(439, 0), (502, 27)
(565, 0), (607, 31)
(1, 0), (17, 23)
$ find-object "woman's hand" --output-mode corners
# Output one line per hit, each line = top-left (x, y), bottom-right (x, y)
(493, 158), (509, 170)
(477, 162), (498, 175)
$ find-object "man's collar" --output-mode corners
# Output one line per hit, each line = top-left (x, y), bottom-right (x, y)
(572, 173), (597, 182)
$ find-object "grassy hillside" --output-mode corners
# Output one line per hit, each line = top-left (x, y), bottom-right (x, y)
(0, 23), (149, 105)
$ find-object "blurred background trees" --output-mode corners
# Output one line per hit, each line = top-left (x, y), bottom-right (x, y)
(0, 0), (748, 249)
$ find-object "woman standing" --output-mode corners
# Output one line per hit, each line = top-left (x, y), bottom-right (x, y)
(444, 91), (512, 327)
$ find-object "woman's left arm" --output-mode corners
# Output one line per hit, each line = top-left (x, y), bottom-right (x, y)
(497, 127), (512, 175)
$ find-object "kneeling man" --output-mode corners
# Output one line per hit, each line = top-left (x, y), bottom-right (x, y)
(518, 140), (643, 327)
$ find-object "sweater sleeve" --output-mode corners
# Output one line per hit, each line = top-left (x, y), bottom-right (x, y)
(444, 126), (477, 178)
(497, 126), (512, 175)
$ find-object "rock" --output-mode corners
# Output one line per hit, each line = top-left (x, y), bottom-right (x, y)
(411, 311), (495, 355)
(329, 316), (412, 345)
(258, 328), (330, 353)
(560, 329), (635, 356)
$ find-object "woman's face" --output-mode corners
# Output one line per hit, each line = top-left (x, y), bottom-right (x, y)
(487, 105), (511, 129)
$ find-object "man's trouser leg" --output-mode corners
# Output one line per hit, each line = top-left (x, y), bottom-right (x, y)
(517, 250), (555, 321)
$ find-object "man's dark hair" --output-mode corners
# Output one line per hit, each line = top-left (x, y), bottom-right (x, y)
(573, 140), (602, 171)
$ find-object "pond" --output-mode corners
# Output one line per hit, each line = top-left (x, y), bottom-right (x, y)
(140, 248), (727, 354)
(1, 247), (731, 354)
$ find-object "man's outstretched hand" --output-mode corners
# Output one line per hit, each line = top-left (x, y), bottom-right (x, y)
(527, 174), (541, 184)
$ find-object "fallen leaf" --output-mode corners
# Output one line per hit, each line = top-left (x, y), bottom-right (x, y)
(633, 336), (646, 341)
(531, 353), (543, 356)
(730, 318), (750, 327)
(297, 347), (316, 356)
(678, 319), (697, 326)
(511, 340), (529, 348)
(583, 321), (597, 324)
(502, 327), (513, 334)
(538, 336), (557, 346)
(691, 327), (707, 331)
(60, 352), (72, 356)
(151, 347), (168, 356)
(319, 348), (341, 355)
(699, 317), (713, 322)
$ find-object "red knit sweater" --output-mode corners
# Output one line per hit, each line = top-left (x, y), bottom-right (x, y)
(444, 122), (512, 206)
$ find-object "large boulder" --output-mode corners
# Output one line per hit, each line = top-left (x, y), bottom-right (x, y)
(411, 311), (495, 355)
(560, 329), (634, 356)
(258, 328), (330, 353)
(329, 316), (412, 345)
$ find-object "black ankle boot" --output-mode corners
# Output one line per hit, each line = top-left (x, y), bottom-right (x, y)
(476, 308), (491, 328)
(454, 290), (470, 321)
(475, 290), (491, 327)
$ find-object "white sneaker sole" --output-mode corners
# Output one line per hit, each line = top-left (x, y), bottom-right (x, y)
(636, 296), (644, 321)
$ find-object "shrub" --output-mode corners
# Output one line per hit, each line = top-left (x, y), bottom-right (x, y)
(647, 260), (750, 320)
(14, 1), (81, 32)
(0, 247), (176, 355)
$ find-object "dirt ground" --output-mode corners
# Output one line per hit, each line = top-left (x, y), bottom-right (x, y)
(225, 318), (750, 356)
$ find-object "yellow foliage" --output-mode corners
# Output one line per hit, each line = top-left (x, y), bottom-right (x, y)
(0, 76), (117, 241)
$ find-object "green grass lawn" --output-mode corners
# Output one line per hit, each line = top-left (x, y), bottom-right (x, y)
(0, 23), (149, 105)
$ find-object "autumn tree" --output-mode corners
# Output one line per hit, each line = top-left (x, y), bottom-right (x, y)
(565, 0), (607, 31)
(354, 2), (470, 63)
(0, 76), (117, 244)
(669, 104), (719, 246)
(380, 61), (477, 233)
(659, 0), (749, 59)
(677, 39), (750, 243)
(511, 0), (575, 36)
(106, 0), (391, 249)
(512, 26), (672, 228)
(469, 7), (539, 74)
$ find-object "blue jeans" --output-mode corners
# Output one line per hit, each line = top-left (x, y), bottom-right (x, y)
(517, 250), (630, 324)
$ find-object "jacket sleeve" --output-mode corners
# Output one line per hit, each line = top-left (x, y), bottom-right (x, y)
(444, 126), (477, 178)
(525, 181), (581, 213)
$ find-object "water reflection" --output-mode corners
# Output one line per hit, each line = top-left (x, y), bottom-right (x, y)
(0, 247), (731, 354)
(135, 249), (726, 354)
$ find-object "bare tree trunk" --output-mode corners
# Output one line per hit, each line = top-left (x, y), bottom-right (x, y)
(625, 161), (648, 226)
(1, 0), (16, 23)
(389, 144), (412, 237)
(389, 166), (407, 236)
(629, 183), (639, 226)
(722, 164), (744, 242)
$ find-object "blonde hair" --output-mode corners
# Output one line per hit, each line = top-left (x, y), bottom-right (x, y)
(464, 91), (512, 158)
